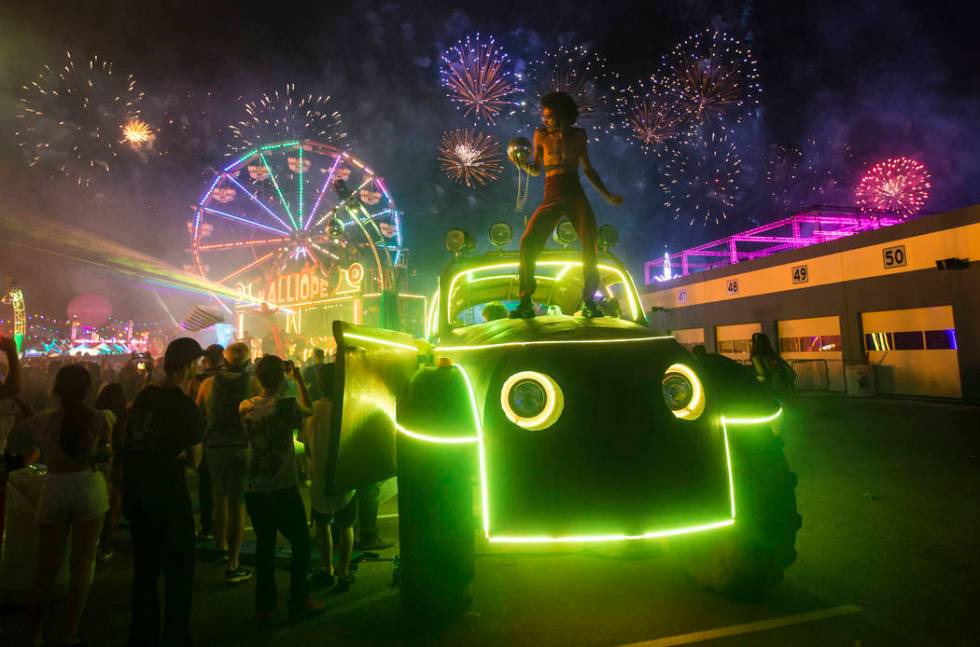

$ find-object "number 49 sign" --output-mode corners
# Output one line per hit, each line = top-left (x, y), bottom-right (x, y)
(792, 265), (808, 284)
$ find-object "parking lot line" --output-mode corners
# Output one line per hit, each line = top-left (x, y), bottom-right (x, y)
(619, 604), (863, 646)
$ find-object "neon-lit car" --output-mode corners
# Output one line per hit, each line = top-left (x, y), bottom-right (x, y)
(326, 224), (800, 619)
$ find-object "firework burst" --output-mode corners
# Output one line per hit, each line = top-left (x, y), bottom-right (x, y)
(855, 157), (930, 217)
(766, 139), (854, 213)
(15, 51), (144, 186)
(122, 118), (154, 146)
(661, 130), (743, 226)
(440, 34), (518, 125)
(662, 29), (761, 127)
(521, 44), (616, 140)
(229, 84), (346, 152)
(438, 129), (503, 188)
(615, 76), (689, 153)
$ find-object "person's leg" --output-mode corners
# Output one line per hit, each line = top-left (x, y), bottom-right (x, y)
(517, 205), (565, 302)
(25, 521), (68, 644)
(571, 196), (600, 306)
(313, 516), (333, 576)
(245, 492), (279, 614)
(213, 495), (228, 552)
(228, 500), (246, 570)
(128, 509), (162, 647)
(276, 487), (312, 612)
(160, 510), (196, 647)
(64, 514), (104, 642)
(198, 453), (213, 537)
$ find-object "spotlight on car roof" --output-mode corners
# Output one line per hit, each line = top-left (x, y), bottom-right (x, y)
(446, 228), (475, 256)
(598, 224), (619, 251)
(489, 222), (513, 248)
(552, 220), (578, 247)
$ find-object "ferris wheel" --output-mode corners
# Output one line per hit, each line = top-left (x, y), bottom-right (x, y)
(190, 140), (402, 296)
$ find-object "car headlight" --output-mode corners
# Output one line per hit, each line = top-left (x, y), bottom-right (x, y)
(662, 363), (705, 420)
(501, 371), (564, 430)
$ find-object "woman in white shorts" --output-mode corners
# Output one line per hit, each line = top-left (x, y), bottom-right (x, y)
(22, 364), (112, 646)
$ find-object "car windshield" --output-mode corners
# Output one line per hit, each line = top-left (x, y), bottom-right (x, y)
(442, 259), (642, 328)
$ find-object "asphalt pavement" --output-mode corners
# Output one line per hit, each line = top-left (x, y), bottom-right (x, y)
(2, 393), (978, 646)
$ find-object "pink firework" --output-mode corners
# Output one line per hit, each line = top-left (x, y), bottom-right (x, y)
(440, 34), (517, 125)
(615, 77), (690, 153)
(855, 157), (931, 217)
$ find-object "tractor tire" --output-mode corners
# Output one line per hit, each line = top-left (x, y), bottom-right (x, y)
(396, 431), (475, 623)
(671, 428), (801, 600)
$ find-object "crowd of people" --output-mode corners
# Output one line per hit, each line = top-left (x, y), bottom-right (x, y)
(0, 334), (391, 646)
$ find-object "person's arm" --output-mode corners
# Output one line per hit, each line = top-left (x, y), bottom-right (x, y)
(194, 376), (212, 414)
(521, 128), (543, 177)
(578, 132), (623, 205)
(0, 336), (22, 398)
(188, 442), (203, 469)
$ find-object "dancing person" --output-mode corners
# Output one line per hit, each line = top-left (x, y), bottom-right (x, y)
(94, 382), (128, 564)
(301, 348), (326, 402)
(23, 364), (112, 646)
(188, 343), (225, 543)
(509, 91), (624, 319)
(302, 363), (356, 593)
(0, 335), (23, 549)
(195, 342), (257, 584)
(123, 338), (204, 647)
(240, 355), (324, 625)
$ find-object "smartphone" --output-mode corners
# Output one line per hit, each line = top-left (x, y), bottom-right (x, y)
(136, 360), (148, 371)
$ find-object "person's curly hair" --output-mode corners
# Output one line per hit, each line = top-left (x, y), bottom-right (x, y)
(540, 91), (579, 125)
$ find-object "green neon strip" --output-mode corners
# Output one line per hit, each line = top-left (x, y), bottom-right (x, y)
(344, 332), (418, 352)
(297, 147), (304, 225)
(720, 408), (783, 426)
(260, 140), (300, 151)
(721, 420), (737, 518)
(435, 336), (673, 352)
(261, 153), (296, 230)
(395, 423), (479, 444)
(230, 148), (258, 167)
(445, 261), (643, 322)
(487, 519), (735, 544)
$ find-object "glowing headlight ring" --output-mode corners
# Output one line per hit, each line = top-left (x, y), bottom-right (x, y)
(500, 371), (564, 431)
(664, 363), (705, 420)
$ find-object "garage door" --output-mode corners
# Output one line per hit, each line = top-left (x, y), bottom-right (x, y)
(715, 322), (762, 361)
(671, 327), (705, 351)
(778, 315), (844, 391)
(861, 305), (961, 398)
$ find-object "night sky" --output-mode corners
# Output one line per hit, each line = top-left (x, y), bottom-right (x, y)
(1, 0), (978, 321)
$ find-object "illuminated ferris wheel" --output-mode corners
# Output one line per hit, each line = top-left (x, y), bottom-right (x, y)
(190, 140), (402, 297)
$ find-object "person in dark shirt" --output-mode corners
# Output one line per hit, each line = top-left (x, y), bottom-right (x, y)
(123, 338), (204, 647)
(301, 348), (326, 402)
(240, 354), (324, 625)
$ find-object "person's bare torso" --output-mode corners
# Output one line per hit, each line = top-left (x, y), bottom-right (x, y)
(536, 126), (586, 176)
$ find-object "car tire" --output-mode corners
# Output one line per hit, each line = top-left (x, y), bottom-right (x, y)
(671, 428), (801, 600)
(396, 430), (475, 623)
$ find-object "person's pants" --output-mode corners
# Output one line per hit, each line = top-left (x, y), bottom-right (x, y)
(128, 505), (195, 647)
(244, 486), (310, 613)
(355, 481), (380, 544)
(519, 173), (599, 303)
(197, 454), (212, 534)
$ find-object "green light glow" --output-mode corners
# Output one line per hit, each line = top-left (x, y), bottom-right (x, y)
(261, 153), (296, 229)
(721, 421), (736, 518)
(435, 336), (672, 352)
(486, 519), (735, 544)
(344, 332), (418, 352)
(499, 371), (565, 431)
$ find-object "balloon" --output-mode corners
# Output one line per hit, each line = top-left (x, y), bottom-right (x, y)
(507, 137), (532, 168)
(67, 293), (112, 328)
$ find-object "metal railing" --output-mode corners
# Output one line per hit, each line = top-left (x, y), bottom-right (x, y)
(786, 359), (831, 391)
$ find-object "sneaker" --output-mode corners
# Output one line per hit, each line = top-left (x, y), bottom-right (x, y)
(97, 549), (114, 565)
(288, 598), (327, 623)
(333, 574), (354, 594)
(508, 298), (535, 319)
(355, 537), (394, 551)
(225, 566), (253, 584)
(309, 570), (335, 590)
(581, 300), (604, 318)
(197, 530), (215, 542)
(215, 551), (230, 566)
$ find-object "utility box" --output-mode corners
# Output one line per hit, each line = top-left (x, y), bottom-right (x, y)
(845, 364), (876, 397)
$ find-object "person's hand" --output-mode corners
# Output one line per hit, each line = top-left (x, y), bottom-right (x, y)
(606, 193), (624, 206)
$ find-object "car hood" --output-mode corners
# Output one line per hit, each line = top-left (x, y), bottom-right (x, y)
(437, 315), (658, 348)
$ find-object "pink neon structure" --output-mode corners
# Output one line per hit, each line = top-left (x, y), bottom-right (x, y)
(644, 206), (904, 284)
